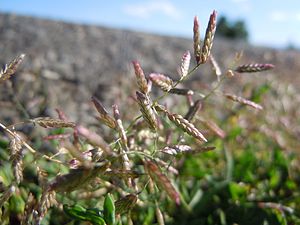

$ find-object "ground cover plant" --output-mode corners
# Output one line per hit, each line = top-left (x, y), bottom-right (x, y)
(0, 10), (300, 225)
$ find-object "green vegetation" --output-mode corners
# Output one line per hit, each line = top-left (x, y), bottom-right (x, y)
(0, 10), (299, 225)
(216, 15), (248, 41)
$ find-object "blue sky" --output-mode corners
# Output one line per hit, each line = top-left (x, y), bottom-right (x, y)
(1, 0), (299, 49)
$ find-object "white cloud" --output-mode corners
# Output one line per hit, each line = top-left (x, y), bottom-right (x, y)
(269, 11), (300, 22)
(270, 11), (289, 22)
(123, 0), (182, 20)
(230, 0), (252, 12)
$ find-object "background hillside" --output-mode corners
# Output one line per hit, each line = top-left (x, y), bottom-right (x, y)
(0, 13), (299, 122)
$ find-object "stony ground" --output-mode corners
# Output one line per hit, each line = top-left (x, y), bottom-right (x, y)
(0, 13), (299, 123)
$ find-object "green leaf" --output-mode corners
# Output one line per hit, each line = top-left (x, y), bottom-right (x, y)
(63, 204), (87, 221)
(63, 204), (106, 225)
(9, 193), (25, 214)
(229, 182), (247, 201)
(104, 193), (115, 225)
(84, 211), (106, 225)
(86, 208), (104, 218)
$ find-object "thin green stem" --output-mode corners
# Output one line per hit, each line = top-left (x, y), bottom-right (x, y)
(154, 63), (201, 103)
(202, 75), (227, 101)
(119, 150), (155, 161)
(0, 121), (64, 165)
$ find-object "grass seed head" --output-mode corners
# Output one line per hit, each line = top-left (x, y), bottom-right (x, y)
(225, 93), (263, 110)
(0, 185), (16, 208)
(145, 160), (180, 205)
(209, 55), (222, 78)
(184, 99), (202, 121)
(92, 96), (116, 129)
(235, 63), (275, 73)
(0, 54), (25, 83)
(167, 111), (207, 142)
(193, 16), (201, 64)
(113, 104), (128, 147)
(149, 73), (174, 92)
(200, 10), (217, 64)
(132, 61), (149, 94)
(76, 125), (112, 155)
(31, 117), (75, 128)
(9, 133), (24, 184)
(180, 51), (191, 78)
(136, 91), (158, 131)
(115, 194), (138, 215)
(162, 145), (192, 155)
(49, 161), (110, 192)
(201, 119), (226, 139)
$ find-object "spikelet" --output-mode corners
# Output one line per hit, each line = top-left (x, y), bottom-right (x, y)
(0, 54), (25, 83)
(226, 69), (235, 77)
(209, 55), (222, 80)
(201, 119), (226, 139)
(92, 96), (116, 129)
(136, 91), (158, 131)
(153, 104), (167, 114)
(193, 16), (201, 64)
(149, 73), (174, 92)
(200, 10), (217, 64)
(169, 88), (194, 96)
(48, 161), (110, 192)
(180, 51), (191, 78)
(184, 99), (202, 121)
(162, 145), (215, 155)
(144, 160), (180, 205)
(161, 145), (192, 155)
(112, 104), (132, 186)
(37, 166), (48, 190)
(31, 117), (75, 128)
(66, 148), (102, 165)
(113, 104), (128, 148)
(156, 205), (165, 225)
(166, 111), (207, 142)
(62, 141), (91, 168)
(55, 108), (68, 121)
(115, 194), (138, 215)
(225, 93), (263, 110)
(9, 132), (24, 184)
(0, 185), (15, 208)
(76, 125), (112, 155)
(132, 61), (148, 94)
(235, 63), (275, 73)
(21, 193), (36, 225)
(156, 158), (178, 175)
(34, 190), (57, 225)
